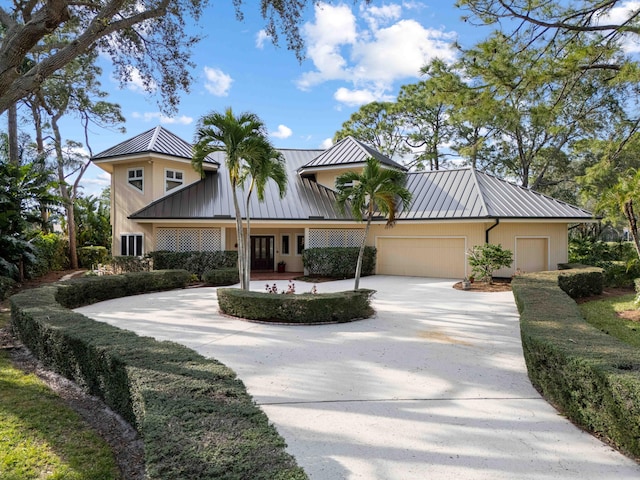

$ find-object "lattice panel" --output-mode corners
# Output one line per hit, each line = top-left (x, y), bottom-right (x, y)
(308, 229), (365, 248)
(200, 229), (222, 252)
(156, 228), (178, 251)
(178, 229), (199, 251)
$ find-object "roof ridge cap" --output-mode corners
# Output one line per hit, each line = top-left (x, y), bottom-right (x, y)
(148, 125), (163, 150)
(470, 168), (490, 217)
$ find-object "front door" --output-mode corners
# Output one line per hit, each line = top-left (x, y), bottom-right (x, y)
(251, 236), (275, 271)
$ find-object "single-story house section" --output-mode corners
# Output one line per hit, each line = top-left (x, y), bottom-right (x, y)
(92, 126), (594, 279)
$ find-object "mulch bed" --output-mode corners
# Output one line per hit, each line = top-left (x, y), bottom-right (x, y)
(453, 278), (512, 292)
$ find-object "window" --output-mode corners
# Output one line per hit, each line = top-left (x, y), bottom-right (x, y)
(128, 168), (144, 192)
(296, 234), (305, 255)
(281, 235), (290, 255)
(165, 169), (184, 192)
(121, 234), (143, 256)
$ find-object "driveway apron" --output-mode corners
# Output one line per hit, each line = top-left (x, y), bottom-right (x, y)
(77, 276), (640, 479)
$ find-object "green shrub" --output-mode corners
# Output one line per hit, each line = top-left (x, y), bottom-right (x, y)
(467, 243), (513, 283)
(203, 268), (239, 286)
(77, 246), (110, 269)
(55, 270), (191, 309)
(556, 266), (604, 298)
(512, 271), (640, 459)
(0, 275), (17, 300)
(217, 288), (375, 324)
(302, 247), (376, 278)
(111, 255), (151, 273)
(148, 251), (238, 279)
(29, 233), (69, 277)
(10, 276), (307, 480)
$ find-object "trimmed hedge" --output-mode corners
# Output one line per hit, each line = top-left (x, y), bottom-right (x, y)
(77, 246), (109, 269)
(0, 275), (17, 300)
(203, 268), (239, 286)
(10, 271), (307, 480)
(512, 269), (640, 459)
(302, 247), (376, 278)
(217, 288), (375, 324)
(148, 251), (238, 279)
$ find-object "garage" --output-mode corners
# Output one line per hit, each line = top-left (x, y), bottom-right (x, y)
(515, 237), (549, 273)
(376, 237), (467, 278)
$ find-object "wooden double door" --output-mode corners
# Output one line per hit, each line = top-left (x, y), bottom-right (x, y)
(250, 235), (274, 271)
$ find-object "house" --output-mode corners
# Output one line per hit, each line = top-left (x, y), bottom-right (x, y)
(92, 126), (594, 279)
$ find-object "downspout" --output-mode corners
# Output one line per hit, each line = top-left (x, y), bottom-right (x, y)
(485, 218), (500, 244)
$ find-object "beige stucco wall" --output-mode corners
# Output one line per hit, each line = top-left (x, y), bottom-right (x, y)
(314, 167), (359, 190)
(111, 157), (201, 255)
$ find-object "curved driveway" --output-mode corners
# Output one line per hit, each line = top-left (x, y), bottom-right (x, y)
(77, 276), (640, 479)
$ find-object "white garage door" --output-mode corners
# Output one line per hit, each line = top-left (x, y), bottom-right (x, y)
(377, 237), (466, 278)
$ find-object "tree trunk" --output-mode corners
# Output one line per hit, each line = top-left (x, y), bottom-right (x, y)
(8, 103), (19, 165)
(231, 187), (246, 290)
(244, 194), (253, 290)
(624, 199), (640, 259)
(354, 216), (372, 290)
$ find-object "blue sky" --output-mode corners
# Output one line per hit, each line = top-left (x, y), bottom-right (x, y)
(40, 1), (500, 196)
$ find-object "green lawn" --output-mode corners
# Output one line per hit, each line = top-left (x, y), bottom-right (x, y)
(0, 311), (119, 480)
(578, 293), (640, 348)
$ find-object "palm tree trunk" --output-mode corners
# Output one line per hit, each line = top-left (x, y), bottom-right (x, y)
(244, 195), (252, 290)
(354, 216), (372, 290)
(231, 189), (246, 289)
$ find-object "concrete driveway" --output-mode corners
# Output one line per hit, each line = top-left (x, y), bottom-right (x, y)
(77, 276), (640, 479)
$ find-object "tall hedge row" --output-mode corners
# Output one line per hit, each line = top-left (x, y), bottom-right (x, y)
(302, 247), (376, 278)
(148, 250), (238, 279)
(512, 269), (640, 459)
(10, 271), (307, 480)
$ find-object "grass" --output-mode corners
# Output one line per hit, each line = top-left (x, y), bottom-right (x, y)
(578, 293), (640, 348)
(0, 310), (120, 480)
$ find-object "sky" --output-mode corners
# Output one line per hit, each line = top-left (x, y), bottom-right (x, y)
(16, 0), (640, 197)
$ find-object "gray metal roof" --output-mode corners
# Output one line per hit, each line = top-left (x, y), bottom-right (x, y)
(92, 126), (219, 166)
(130, 149), (354, 221)
(299, 136), (406, 172)
(396, 169), (592, 220)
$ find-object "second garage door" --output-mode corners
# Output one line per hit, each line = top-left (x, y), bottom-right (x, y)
(376, 237), (467, 278)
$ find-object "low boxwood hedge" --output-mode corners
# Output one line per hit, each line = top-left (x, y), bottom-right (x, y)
(217, 288), (375, 324)
(512, 269), (640, 459)
(10, 271), (307, 480)
(203, 268), (239, 287)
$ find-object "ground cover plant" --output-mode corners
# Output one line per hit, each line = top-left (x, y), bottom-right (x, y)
(579, 293), (640, 348)
(0, 311), (119, 480)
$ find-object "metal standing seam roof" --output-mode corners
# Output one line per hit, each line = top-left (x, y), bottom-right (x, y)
(298, 136), (407, 172)
(92, 126), (219, 166)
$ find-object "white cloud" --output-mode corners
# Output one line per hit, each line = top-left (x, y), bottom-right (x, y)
(203, 67), (233, 96)
(256, 29), (269, 49)
(596, 1), (640, 53)
(131, 111), (193, 125)
(333, 87), (393, 106)
(122, 66), (157, 93)
(320, 137), (334, 149)
(271, 124), (293, 139)
(297, 2), (458, 106)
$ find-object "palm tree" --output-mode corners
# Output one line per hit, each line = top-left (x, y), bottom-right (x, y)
(335, 157), (412, 290)
(192, 108), (285, 290)
(240, 142), (287, 288)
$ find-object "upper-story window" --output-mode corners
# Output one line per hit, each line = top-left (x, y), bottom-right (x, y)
(165, 169), (184, 192)
(128, 168), (144, 192)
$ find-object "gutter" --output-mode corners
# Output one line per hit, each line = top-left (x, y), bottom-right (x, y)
(485, 218), (500, 243)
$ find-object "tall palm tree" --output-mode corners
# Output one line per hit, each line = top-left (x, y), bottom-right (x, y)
(192, 107), (285, 289)
(240, 142), (287, 288)
(335, 157), (412, 290)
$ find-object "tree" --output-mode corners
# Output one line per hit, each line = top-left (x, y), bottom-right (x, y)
(467, 243), (513, 284)
(193, 107), (284, 290)
(240, 144), (287, 289)
(595, 169), (640, 259)
(335, 158), (412, 290)
(0, 0), (310, 114)
(334, 102), (410, 159)
(74, 190), (111, 250)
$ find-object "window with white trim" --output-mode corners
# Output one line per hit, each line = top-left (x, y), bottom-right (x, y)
(127, 168), (144, 192)
(281, 235), (290, 255)
(165, 169), (184, 192)
(296, 234), (305, 255)
(121, 234), (143, 256)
